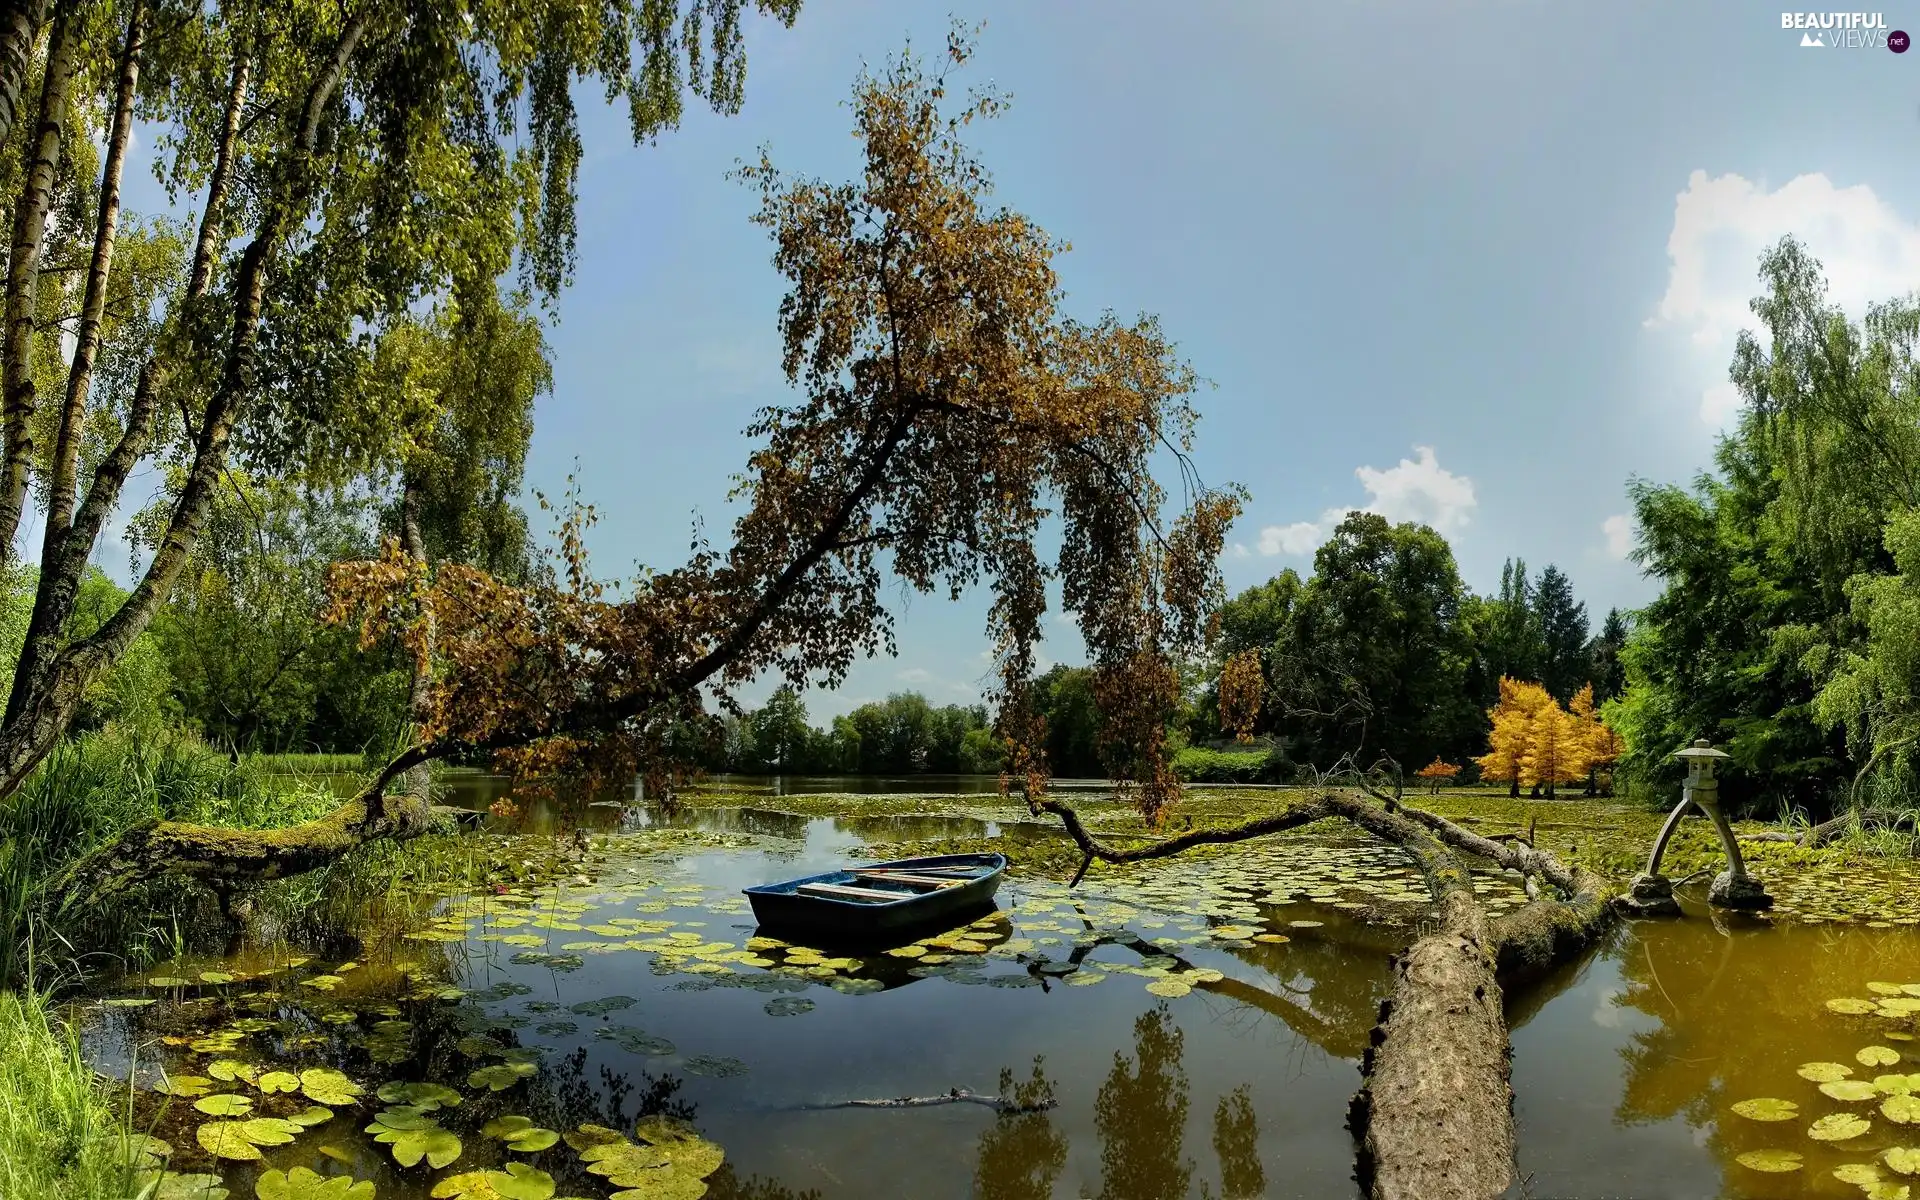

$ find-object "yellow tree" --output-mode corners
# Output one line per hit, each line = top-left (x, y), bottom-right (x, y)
(1474, 677), (1553, 797)
(1521, 696), (1588, 799)
(1413, 758), (1460, 794)
(1568, 683), (1622, 796)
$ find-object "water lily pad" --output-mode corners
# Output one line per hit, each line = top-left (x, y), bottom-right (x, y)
(195, 1094), (254, 1117)
(366, 1112), (463, 1169)
(137, 1172), (229, 1200)
(430, 1165), (555, 1200)
(1799, 1062), (1855, 1083)
(376, 1081), (463, 1111)
(154, 1075), (213, 1097)
(196, 1122), (263, 1161)
(763, 997), (814, 1017)
(1731, 1098), (1799, 1122)
(1863, 1047), (1906, 1067)
(1886, 1096), (1920, 1124)
(1881, 1076), (1920, 1097)
(297, 1069), (363, 1106)
(288, 1107), (335, 1127)
(1837, 1163), (1886, 1186)
(255, 1166), (376, 1200)
(147, 976), (191, 988)
(596, 1027), (677, 1056)
(481, 1115), (561, 1152)
(1831, 998), (1880, 1015)
(1827, 1079), (1884, 1102)
(1735, 1149), (1803, 1173)
(256, 1071), (301, 1094)
(1891, 1147), (1920, 1176)
(104, 997), (157, 1007)
(1811, 1113), (1874, 1141)
(682, 1056), (747, 1079)
(208, 1060), (260, 1085)
(1145, 979), (1191, 998)
(469, 1061), (538, 1091)
(567, 996), (635, 1017)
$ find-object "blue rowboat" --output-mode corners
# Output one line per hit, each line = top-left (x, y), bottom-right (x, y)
(744, 852), (1006, 940)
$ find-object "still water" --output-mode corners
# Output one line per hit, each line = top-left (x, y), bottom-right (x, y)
(78, 802), (1920, 1200)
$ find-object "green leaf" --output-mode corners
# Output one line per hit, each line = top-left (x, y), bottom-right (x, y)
(194, 1094), (254, 1117)
(1734, 1149), (1802, 1173)
(366, 1112), (463, 1169)
(256, 1071), (302, 1094)
(430, 1165), (555, 1200)
(375, 1081), (463, 1110)
(300, 1068), (364, 1106)
(255, 1167), (376, 1200)
(1730, 1098), (1797, 1122)
(468, 1061), (537, 1091)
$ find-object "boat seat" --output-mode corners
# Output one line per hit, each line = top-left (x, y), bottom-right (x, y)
(849, 870), (963, 889)
(795, 881), (909, 903)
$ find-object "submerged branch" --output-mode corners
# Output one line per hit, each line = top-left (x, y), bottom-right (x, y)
(793, 1087), (1056, 1115)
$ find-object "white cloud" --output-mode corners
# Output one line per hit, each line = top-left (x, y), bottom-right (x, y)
(1255, 447), (1476, 556)
(895, 667), (932, 684)
(1650, 170), (1920, 426)
(1229, 542), (1250, 559)
(1601, 514), (1634, 560)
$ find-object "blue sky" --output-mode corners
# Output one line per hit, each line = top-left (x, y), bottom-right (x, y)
(91, 2), (1920, 720)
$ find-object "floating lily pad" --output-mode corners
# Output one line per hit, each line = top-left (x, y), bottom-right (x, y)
(1734, 1149), (1803, 1173)
(136, 1172), (229, 1200)
(469, 1061), (538, 1091)
(1811, 1113), (1873, 1141)
(208, 1061), (260, 1085)
(430, 1165), (555, 1200)
(682, 1056), (747, 1079)
(288, 1107), (336, 1128)
(195, 1094), (254, 1117)
(300, 1069), (363, 1106)
(1863, 1047), (1906, 1067)
(154, 1075), (213, 1097)
(255, 1166), (376, 1200)
(764, 997), (814, 1017)
(1881, 1076), (1920, 1097)
(596, 1027), (676, 1056)
(1731, 1098), (1798, 1122)
(1886, 1096), (1920, 1124)
(1825, 1081), (1883, 1103)
(194, 1118), (299, 1161)
(104, 997), (157, 1007)
(376, 1082), (463, 1111)
(1890, 1147), (1920, 1176)
(566, 996), (635, 1017)
(1799, 1062), (1855, 1083)
(147, 976), (191, 988)
(1836, 1162), (1886, 1186)
(1145, 979), (1191, 998)
(257, 1071), (301, 1095)
(481, 1115), (561, 1153)
(365, 1111), (463, 1169)
(1830, 998), (1880, 1015)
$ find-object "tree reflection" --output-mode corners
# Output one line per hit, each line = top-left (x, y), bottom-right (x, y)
(974, 1057), (1069, 1200)
(1094, 1002), (1194, 1200)
(1212, 1085), (1264, 1199)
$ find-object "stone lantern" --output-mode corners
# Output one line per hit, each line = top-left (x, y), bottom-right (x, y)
(1621, 738), (1772, 915)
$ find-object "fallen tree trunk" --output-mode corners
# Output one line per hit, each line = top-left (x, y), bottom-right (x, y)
(1031, 788), (1619, 1200)
(1739, 807), (1918, 848)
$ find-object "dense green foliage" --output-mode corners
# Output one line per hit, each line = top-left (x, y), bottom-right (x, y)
(1195, 513), (1617, 779)
(1608, 237), (1920, 816)
(701, 686), (1007, 776)
(0, 988), (136, 1200)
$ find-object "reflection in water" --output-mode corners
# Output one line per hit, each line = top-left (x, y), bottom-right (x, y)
(1213, 1085), (1264, 1200)
(973, 1058), (1069, 1200)
(1094, 1003), (1194, 1200)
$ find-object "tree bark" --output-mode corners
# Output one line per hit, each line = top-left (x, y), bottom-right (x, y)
(0, 15), (368, 792)
(399, 474), (433, 802)
(0, 0), (48, 149)
(42, 0), (144, 538)
(1033, 789), (1618, 1200)
(0, 3), (76, 560)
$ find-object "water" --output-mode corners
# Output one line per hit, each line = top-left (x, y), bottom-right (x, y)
(74, 803), (1920, 1199)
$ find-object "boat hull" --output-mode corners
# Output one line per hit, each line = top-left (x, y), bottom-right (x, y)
(744, 852), (1006, 943)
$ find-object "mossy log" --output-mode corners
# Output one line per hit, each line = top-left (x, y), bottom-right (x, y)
(53, 749), (439, 905)
(1033, 789), (1621, 1200)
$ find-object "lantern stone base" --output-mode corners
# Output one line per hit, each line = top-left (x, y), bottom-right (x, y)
(1617, 872), (1683, 917)
(1708, 870), (1773, 910)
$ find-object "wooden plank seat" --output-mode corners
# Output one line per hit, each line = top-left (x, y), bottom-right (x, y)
(849, 870), (965, 889)
(795, 881), (911, 903)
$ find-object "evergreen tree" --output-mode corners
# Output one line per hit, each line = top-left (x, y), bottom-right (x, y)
(1532, 564), (1590, 702)
(1586, 609), (1629, 703)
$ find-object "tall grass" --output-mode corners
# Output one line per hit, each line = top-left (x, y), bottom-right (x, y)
(0, 728), (342, 984)
(242, 750), (373, 775)
(0, 988), (141, 1200)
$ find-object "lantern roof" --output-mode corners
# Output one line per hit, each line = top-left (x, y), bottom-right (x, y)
(1673, 738), (1729, 761)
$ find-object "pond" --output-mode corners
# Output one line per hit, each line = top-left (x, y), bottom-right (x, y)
(74, 802), (1920, 1200)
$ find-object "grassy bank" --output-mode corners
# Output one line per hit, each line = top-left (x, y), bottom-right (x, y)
(0, 729), (342, 984)
(240, 751), (372, 775)
(0, 988), (138, 1200)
